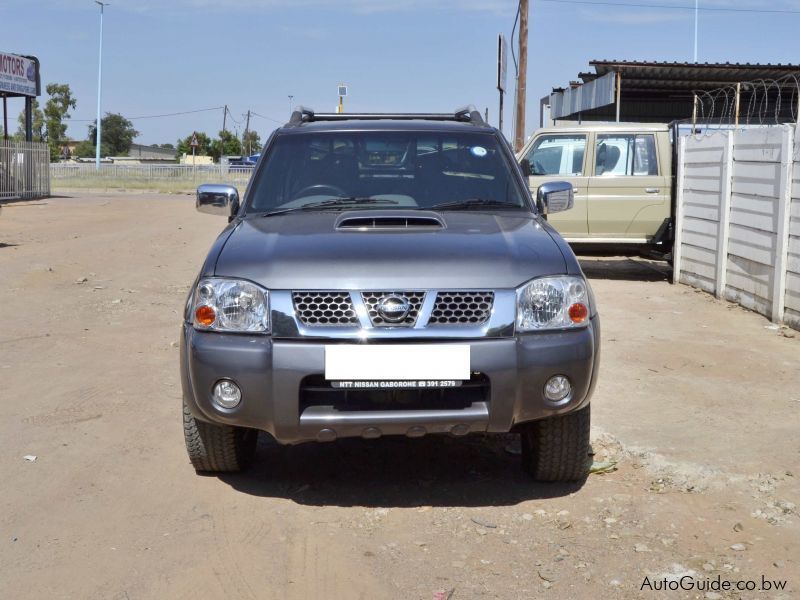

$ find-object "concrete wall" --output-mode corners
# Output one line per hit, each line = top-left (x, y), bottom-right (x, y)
(674, 125), (799, 330)
(786, 136), (800, 328)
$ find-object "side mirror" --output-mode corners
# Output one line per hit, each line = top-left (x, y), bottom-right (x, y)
(197, 184), (240, 220)
(520, 158), (532, 177)
(536, 181), (574, 214)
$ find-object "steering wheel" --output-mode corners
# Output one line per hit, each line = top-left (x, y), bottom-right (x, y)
(293, 184), (347, 199)
(533, 160), (546, 175)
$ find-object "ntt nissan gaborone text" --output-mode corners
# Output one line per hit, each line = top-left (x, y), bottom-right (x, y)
(180, 105), (600, 482)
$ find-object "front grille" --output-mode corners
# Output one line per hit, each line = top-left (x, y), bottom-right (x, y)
(292, 291), (358, 326)
(361, 291), (425, 327)
(300, 373), (490, 413)
(429, 291), (495, 325)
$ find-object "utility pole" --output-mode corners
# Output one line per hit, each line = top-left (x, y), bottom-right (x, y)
(94, 1), (109, 170)
(243, 110), (251, 155)
(222, 105), (228, 135)
(513, 0), (528, 153)
(288, 95), (294, 116)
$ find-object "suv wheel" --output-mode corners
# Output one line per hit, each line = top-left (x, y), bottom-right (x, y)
(520, 404), (591, 482)
(183, 402), (257, 472)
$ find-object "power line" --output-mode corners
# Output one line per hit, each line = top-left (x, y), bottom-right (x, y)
(540, 0), (800, 14)
(225, 106), (242, 126)
(65, 106), (225, 122)
(250, 111), (284, 125)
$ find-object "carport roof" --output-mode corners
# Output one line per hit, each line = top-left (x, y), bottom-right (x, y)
(575, 60), (800, 92)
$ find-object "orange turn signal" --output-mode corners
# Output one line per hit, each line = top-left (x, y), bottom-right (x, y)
(195, 305), (216, 326)
(568, 303), (588, 324)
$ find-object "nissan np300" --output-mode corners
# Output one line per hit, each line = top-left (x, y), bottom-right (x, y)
(181, 106), (600, 482)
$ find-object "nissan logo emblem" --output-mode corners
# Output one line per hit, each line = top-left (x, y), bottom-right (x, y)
(377, 295), (410, 323)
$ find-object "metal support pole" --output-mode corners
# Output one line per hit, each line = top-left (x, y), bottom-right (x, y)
(222, 105), (228, 135)
(2, 96), (7, 140)
(734, 83), (741, 127)
(615, 72), (622, 123)
(25, 96), (32, 141)
(513, 0), (528, 152)
(498, 90), (504, 133)
(692, 93), (698, 134)
(95, 1), (108, 170)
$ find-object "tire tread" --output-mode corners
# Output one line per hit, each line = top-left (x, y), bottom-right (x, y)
(182, 402), (256, 472)
(521, 405), (591, 482)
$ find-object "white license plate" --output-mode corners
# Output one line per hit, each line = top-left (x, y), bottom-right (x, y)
(324, 345), (470, 381)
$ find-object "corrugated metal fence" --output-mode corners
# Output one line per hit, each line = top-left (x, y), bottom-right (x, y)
(0, 141), (51, 200)
(674, 124), (800, 330)
(50, 163), (254, 188)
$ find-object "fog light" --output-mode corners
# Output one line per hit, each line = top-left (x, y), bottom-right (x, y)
(544, 375), (571, 402)
(212, 379), (241, 409)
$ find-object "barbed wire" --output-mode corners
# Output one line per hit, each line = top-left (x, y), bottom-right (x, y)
(691, 73), (800, 134)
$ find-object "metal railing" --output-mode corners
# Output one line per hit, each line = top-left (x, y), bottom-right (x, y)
(49, 163), (254, 189)
(0, 141), (51, 200)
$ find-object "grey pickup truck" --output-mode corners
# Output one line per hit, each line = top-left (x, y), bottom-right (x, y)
(180, 106), (600, 482)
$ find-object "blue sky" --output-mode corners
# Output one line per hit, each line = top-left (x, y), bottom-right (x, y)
(4, 0), (800, 146)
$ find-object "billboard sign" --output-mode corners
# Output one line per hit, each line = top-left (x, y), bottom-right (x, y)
(0, 52), (39, 97)
(497, 34), (508, 93)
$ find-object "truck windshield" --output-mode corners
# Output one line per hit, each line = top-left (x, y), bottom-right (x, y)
(246, 130), (529, 213)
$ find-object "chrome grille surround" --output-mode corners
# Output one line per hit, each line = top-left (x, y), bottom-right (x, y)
(292, 291), (359, 326)
(429, 291), (495, 325)
(361, 291), (426, 327)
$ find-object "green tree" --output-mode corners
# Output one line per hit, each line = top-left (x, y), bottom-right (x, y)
(44, 83), (77, 161)
(210, 130), (242, 161)
(176, 132), (212, 159)
(15, 99), (45, 141)
(242, 130), (261, 155)
(74, 139), (111, 158)
(159, 143), (174, 149)
(89, 112), (138, 156)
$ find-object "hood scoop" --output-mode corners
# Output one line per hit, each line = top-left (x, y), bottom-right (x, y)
(335, 211), (445, 231)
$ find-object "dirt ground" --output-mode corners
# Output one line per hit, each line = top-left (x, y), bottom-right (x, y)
(1, 192), (798, 600)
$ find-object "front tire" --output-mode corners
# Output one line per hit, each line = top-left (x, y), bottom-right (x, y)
(183, 401), (257, 473)
(520, 404), (591, 482)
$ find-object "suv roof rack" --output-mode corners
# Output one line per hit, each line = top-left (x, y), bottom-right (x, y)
(287, 105), (487, 127)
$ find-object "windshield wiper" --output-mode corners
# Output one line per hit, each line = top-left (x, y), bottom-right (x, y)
(428, 198), (523, 211)
(259, 197), (399, 217)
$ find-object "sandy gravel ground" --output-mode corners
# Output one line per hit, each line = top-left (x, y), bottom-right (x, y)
(0, 192), (798, 600)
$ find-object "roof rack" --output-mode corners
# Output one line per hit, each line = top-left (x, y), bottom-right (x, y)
(287, 105), (487, 127)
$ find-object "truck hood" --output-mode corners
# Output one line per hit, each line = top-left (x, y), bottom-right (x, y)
(214, 210), (567, 289)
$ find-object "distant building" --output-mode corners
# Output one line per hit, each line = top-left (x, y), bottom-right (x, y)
(124, 143), (177, 163)
(179, 153), (214, 166)
(59, 141), (177, 164)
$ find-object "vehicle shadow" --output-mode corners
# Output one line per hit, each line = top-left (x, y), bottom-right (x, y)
(578, 255), (671, 283)
(219, 433), (586, 508)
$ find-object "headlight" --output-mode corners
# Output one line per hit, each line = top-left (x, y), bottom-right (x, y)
(516, 275), (590, 331)
(191, 278), (270, 333)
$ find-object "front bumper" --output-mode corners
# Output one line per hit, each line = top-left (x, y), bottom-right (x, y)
(180, 317), (600, 444)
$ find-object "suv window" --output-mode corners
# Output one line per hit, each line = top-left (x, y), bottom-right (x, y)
(595, 134), (658, 176)
(524, 135), (586, 176)
(247, 131), (528, 212)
